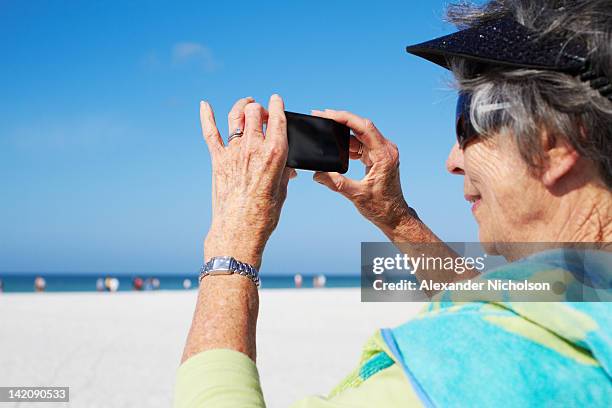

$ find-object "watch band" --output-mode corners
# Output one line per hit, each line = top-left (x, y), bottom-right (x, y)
(199, 256), (260, 287)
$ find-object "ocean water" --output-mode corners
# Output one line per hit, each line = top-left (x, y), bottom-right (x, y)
(0, 274), (360, 293)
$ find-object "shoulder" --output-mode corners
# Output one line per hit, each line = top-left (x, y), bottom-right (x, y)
(384, 302), (611, 407)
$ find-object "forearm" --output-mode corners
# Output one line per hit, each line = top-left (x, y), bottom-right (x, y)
(379, 204), (441, 244)
(181, 234), (263, 364)
(379, 204), (480, 286)
(176, 95), (291, 406)
(181, 274), (259, 363)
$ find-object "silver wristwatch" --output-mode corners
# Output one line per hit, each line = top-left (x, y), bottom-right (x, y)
(199, 256), (260, 287)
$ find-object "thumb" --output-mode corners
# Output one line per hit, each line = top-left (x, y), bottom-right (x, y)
(281, 167), (298, 187)
(313, 172), (360, 198)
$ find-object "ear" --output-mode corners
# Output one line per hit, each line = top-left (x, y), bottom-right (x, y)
(541, 131), (580, 188)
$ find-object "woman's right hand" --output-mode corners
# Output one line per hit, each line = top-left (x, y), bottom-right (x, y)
(311, 109), (415, 237)
(201, 95), (295, 269)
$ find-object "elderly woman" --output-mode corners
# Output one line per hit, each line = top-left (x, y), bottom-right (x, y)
(175, 0), (611, 406)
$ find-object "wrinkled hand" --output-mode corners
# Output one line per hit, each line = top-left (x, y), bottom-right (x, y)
(200, 95), (296, 268)
(311, 109), (411, 235)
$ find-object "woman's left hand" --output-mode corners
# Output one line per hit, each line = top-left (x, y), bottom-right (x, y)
(311, 109), (411, 237)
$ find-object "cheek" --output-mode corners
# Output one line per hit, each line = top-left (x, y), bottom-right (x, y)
(465, 144), (507, 194)
(464, 143), (525, 217)
(464, 139), (542, 239)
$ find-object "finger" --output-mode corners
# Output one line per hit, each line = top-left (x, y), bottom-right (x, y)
(266, 94), (287, 147)
(311, 109), (385, 150)
(281, 167), (297, 187)
(227, 97), (254, 144)
(244, 102), (266, 143)
(200, 101), (224, 153)
(349, 135), (362, 153)
(313, 172), (361, 198)
(348, 135), (366, 160)
(288, 168), (298, 179)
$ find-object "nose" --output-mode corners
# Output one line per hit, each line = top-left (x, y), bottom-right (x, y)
(446, 142), (465, 175)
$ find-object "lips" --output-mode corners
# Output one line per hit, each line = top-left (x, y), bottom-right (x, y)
(464, 194), (482, 213)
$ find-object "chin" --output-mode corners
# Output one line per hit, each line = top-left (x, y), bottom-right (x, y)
(479, 239), (501, 256)
(478, 227), (502, 256)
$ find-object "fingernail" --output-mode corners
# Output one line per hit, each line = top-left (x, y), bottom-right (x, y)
(246, 96), (254, 100)
(325, 109), (335, 112)
(311, 109), (322, 114)
(271, 94), (281, 100)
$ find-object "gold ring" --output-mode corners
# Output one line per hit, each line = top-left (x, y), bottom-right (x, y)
(357, 143), (364, 156)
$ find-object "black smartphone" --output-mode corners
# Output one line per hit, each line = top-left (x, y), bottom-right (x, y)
(285, 111), (350, 174)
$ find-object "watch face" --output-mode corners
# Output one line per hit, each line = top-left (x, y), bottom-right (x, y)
(211, 256), (232, 272)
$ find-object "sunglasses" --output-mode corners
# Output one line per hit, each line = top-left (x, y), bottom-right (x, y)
(456, 92), (511, 149)
(455, 92), (477, 149)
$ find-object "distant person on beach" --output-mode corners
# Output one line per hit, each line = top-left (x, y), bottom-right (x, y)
(104, 276), (119, 292)
(104, 276), (111, 291)
(293, 273), (302, 288)
(0, 278), (3, 293)
(34, 276), (46, 292)
(96, 278), (104, 292)
(133, 277), (144, 291)
(143, 277), (160, 290)
(176, 1), (611, 406)
(313, 274), (326, 288)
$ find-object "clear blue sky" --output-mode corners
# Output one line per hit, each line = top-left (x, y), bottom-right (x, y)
(0, 0), (480, 275)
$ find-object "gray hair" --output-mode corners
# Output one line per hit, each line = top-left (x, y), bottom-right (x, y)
(447, 0), (612, 188)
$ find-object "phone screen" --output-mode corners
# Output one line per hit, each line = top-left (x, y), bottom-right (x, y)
(285, 111), (350, 173)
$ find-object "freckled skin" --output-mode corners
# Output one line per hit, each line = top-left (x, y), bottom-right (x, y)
(461, 135), (544, 244)
(182, 96), (295, 363)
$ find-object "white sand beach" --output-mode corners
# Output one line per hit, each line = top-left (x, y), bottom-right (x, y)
(0, 289), (423, 407)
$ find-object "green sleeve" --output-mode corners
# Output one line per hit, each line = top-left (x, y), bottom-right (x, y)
(290, 364), (422, 407)
(174, 349), (265, 408)
(174, 348), (422, 408)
